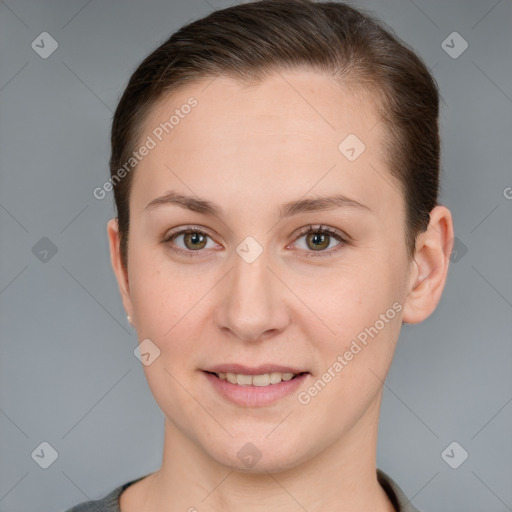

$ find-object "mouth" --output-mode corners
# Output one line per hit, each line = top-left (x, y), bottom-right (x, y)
(202, 368), (310, 407)
(204, 370), (308, 387)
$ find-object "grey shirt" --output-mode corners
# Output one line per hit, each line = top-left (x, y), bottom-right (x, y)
(65, 468), (422, 512)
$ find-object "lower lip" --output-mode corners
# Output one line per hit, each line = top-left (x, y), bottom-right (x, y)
(202, 371), (309, 407)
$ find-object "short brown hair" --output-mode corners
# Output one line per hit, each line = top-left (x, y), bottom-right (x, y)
(110, 0), (440, 269)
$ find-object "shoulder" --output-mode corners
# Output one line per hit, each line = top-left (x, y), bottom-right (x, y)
(64, 476), (147, 512)
(377, 468), (424, 512)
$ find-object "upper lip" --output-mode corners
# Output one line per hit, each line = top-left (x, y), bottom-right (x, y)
(204, 364), (308, 375)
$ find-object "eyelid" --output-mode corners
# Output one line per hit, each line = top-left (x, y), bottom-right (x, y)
(292, 224), (346, 241)
(163, 224), (216, 240)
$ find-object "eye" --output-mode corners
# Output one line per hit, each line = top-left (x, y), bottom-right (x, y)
(163, 224), (347, 258)
(291, 224), (346, 256)
(163, 227), (218, 257)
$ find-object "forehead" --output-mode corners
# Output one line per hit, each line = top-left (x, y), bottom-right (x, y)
(131, 69), (400, 219)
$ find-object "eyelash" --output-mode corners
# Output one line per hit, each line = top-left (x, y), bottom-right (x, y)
(162, 224), (347, 259)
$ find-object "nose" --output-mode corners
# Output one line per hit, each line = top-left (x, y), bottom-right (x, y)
(215, 247), (290, 342)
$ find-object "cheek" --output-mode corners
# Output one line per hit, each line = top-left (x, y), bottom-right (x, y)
(298, 278), (401, 429)
(302, 260), (399, 339)
(298, 258), (403, 397)
(128, 246), (197, 336)
(129, 261), (207, 424)
(128, 252), (213, 391)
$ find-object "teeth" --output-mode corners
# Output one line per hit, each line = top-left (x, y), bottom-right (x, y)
(216, 371), (299, 386)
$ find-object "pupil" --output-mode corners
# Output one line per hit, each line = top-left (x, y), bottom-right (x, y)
(186, 232), (206, 249)
(309, 233), (328, 250)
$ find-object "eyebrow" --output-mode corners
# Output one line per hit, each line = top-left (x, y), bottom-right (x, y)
(145, 190), (372, 219)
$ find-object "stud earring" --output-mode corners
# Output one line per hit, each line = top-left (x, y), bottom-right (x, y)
(127, 315), (133, 326)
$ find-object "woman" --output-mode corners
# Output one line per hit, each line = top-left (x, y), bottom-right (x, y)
(67, 0), (453, 510)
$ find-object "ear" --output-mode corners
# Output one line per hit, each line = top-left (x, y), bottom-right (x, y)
(402, 205), (454, 324)
(107, 218), (134, 322)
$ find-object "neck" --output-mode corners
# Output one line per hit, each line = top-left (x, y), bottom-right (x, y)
(135, 393), (395, 512)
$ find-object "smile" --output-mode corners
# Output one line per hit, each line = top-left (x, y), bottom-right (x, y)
(202, 370), (310, 407)
(208, 371), (304, 386)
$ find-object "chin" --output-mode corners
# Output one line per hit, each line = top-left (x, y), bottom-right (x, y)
(205, 436), (311, 475)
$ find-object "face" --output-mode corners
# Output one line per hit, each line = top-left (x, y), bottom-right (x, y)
(110, 69), (419, 472)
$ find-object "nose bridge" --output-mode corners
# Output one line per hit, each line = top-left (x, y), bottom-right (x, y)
(218, 241), (288, 340)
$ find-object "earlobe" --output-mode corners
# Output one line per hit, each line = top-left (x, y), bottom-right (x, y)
(107, 218), (133, 318)
(402, 205), (454, 324)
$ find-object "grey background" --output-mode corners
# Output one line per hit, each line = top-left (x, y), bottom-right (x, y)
(0, 0), (511, 511)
